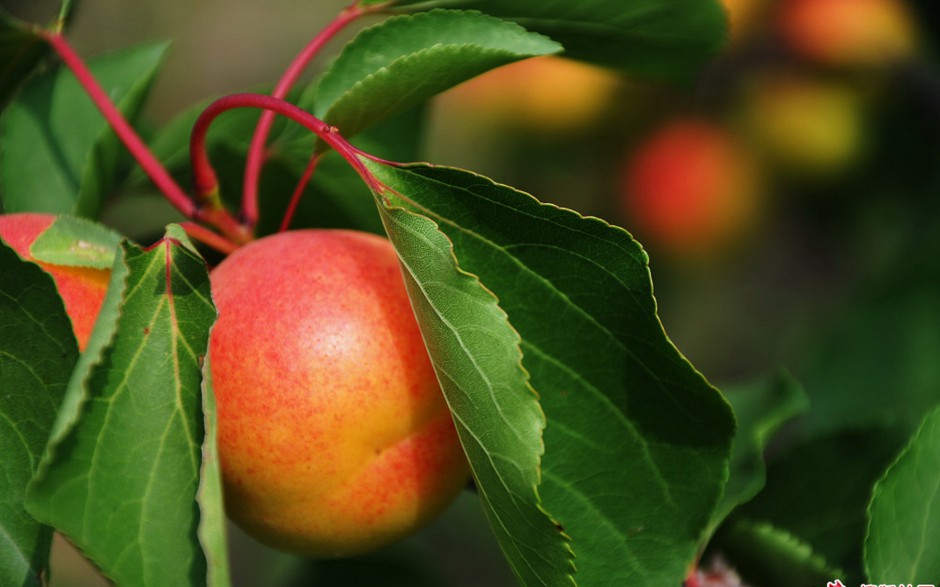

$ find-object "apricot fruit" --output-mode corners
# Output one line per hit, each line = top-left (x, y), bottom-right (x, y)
(779, 0), (917, 68)
(208, 229), (469, 557)
(620, 118), (763, 258)
(438, 56), (620, 134)
(740, 72), (867, 178)
(0, 213), (109, 351)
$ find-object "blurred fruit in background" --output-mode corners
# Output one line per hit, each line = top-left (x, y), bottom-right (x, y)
(721, 0), (770, 43)
(618, 117), (764, 259)
(436, 56), (621, 135)
(777, 0), (919, 68)
(737, 70), (869, 179)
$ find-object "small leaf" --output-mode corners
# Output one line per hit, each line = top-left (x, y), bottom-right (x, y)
(26, 226), (218, 586)
(717, 519), (841, 587)
(368, 160), (734, 586)
(307, 9), (562, 140)
(387, 0), (729, 82)
(0, 239), (79, 587)
(712, 371), (809, 531)
(29, 214), (122, 269)
(0, 41), (169, 217)
(865, 404), (940, 582)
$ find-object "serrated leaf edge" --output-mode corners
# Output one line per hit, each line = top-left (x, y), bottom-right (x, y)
(375, 190), (578, 585)
(734, 518), (844, 577)
(312, 8), (562, 120)
(368, 158), (736, 584)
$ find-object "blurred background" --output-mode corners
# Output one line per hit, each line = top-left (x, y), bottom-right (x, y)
(3, 0), (940, 584)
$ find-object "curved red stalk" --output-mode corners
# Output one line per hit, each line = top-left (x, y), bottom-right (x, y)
(43, 32), (197, 219)
(240, 1), (383, 229)
(191, 94), (387, 208)
(43, 32), (252, 245)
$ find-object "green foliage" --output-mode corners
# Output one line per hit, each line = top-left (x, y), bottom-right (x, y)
(7, 0), (934, 585)
(712, 372), (808, 532)
(384, 0), (729, 82)
(797, 286), (940, 438)
(734, 427), (909, 582)
(306, 9), (562, 141)
(865, 405), (940, 582)
(0, 42), (168, 217)
(197, 356), (232, 587)
(0, 240), (79, 587)
(368, 161), (734, 585)
(25, 227), (218, 586)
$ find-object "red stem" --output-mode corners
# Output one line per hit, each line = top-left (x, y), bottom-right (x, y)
(240, 1), (379, 229)
(192, 94), (387, 205)
(43, 32), (252, 245)
(279, 154), (322, 232)
(43, 32), (196, 219)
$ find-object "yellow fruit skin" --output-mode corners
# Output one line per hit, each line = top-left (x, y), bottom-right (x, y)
(209, 229), (469, 558)
(0, 213), (109, 351)
(439, 56), (620, 133)
(742, 73), (866, 177)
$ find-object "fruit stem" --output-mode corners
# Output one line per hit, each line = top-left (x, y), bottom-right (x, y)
(41, 31), (196, 219)
(179, 222), (240, 255)
(192, 94), (388, 203)
(279, 154), (322, 232)
(42, 31), (253, 246)
(240, 1), (385, 230)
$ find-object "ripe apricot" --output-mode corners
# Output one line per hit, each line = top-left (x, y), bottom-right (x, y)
(209, 229), (469, 557)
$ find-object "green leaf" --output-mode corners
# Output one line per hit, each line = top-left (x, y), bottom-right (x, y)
(0, 239), (79, 587)
(374, 190), (573, 586)
(865, 404), (940, 582)
(26, 226), (219, 587)
(307, 9), (562, 141)
(0, 12), (49, 108)
(0, 41), (169, 217)
(29, 214), (122, 269)
(736, 427), (908, 581)
(197, 354), (232, 587)
(387, 0), (729, 82)
(717, 520), (840, 587)
(712, 372), (808, 531)
(368, 161), (735, 586)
